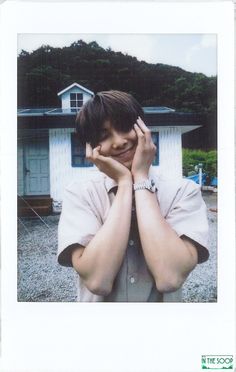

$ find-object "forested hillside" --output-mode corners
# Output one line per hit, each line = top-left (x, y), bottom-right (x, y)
(17, 40), (217, 149)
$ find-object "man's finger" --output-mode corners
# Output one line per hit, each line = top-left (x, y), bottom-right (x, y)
(137, 117), (152, 142)
(134, 123), (145, 142)
(92, 146), (102, 160)
(137, 117), (149, 130)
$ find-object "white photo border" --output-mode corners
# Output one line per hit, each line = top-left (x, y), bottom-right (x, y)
(0, 2), (235, 372)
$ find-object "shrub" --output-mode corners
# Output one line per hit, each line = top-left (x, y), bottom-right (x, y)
(182, 149), (217, 179)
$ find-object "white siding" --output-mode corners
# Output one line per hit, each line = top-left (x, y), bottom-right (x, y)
(159, 127), (182, 180)
(61, 88), (92, 109)
(17, 143), (24, 195)
(49, 128), (97, 202)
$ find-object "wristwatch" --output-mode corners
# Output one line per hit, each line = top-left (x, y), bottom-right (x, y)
(133, 179), (157, 193)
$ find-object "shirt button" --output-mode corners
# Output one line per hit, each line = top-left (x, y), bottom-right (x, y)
(129, 240), (134, 246)
(130, 276), (135, 284)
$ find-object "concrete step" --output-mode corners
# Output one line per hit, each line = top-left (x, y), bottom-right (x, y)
(18, 196), (52, 216)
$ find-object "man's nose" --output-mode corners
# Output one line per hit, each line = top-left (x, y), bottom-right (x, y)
(112, 133), (127, 148)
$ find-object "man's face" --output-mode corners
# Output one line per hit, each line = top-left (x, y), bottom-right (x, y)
(98, 121), (138, 169)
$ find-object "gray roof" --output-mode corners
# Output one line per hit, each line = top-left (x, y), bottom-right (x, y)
(17, 106), (175, 117)
(17, 106), (205, 130)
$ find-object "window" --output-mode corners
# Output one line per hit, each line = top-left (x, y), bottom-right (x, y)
(70, 93), (83, 111)
(151, 132), (159, 166)
(71, 133), (93, 167)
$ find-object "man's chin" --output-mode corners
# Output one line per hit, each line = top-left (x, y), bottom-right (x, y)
(113, 156), (132, 169)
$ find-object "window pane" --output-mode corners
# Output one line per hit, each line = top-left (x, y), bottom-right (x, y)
(77, 100), (83, 107)
(72, 156), (83, 166)
(76, 93), (83, 100)
(84, 158), (93, 166)
(71, 133), (93, 167)
(73, 144), (84, 155)
(71, 100), (76, 107)
(70, 93), (76, 100)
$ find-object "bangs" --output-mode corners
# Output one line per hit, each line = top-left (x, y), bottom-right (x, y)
(76, 90), (144, 147)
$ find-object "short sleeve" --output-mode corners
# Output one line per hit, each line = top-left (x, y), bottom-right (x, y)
(57, 183), (102, 267)
(165, 179), (209, 263)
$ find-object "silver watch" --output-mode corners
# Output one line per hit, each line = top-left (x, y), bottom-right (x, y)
(133, 179), (157, 193)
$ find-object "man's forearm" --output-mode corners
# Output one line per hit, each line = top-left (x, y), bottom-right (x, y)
(73, 180), (133, 295)
(134, 188), (198, 292)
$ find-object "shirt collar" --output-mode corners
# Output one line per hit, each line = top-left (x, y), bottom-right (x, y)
(104, 175), (118, 193)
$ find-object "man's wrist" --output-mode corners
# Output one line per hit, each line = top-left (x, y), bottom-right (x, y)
(133, 173), (149, 183)
(117, 175), (133, 188)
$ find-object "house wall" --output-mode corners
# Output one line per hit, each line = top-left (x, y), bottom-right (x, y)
(17, 142), (24, 196)
(49, 128), (98, 211)
(159, 127), (182, 180)
(49, 127), (182, 210)
(61, 88), (92, 109)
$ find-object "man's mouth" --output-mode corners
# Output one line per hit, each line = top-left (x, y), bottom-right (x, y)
(112, 146), (135, 161)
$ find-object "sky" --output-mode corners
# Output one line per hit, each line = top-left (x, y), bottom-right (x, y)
(18, 34), (217, 77)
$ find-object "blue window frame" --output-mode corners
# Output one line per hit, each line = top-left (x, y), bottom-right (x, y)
(71, 133), (93, 167)
(151, 132), (159, 166)
(71, 131), (159, 167)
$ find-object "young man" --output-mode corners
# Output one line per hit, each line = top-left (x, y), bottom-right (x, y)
(57, 90), (209, 302)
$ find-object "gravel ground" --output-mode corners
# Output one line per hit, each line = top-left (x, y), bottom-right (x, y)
(17, 191), (217, 302)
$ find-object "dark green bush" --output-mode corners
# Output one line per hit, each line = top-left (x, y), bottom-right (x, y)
(182, 149), (217, 178)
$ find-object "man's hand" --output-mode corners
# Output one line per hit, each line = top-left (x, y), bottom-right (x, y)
(131, 117), (156, 181)
(86, 143), (132, 185)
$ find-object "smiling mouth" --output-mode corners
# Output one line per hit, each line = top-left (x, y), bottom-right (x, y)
(112, 146), (135, 160)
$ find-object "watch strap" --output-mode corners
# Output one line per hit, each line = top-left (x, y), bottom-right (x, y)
(133, 179), (157, 193)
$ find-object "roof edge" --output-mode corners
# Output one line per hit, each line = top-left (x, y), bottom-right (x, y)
(57, 82), (94, 96)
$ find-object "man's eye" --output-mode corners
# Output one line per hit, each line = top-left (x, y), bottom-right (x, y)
(99, 131), (109, 140)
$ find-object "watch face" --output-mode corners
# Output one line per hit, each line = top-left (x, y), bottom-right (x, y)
(150, 179), (156, 192)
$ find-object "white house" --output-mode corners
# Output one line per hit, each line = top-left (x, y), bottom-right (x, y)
(17, 83), (203, 215)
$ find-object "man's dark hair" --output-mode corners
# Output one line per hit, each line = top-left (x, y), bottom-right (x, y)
(75, 90), (144, 147)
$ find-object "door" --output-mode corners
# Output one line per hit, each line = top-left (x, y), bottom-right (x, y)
(24, 137), (50, 195)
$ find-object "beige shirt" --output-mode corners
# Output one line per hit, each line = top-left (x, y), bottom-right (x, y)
(58, 168), (209, 302)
